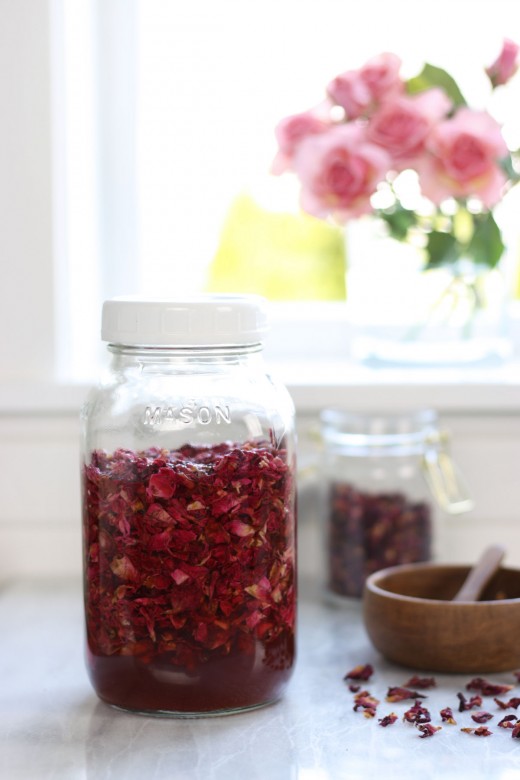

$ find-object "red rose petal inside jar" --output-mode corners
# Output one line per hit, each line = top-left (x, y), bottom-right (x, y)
(327, 483), (431, 598)
(83, 441), (296, 715)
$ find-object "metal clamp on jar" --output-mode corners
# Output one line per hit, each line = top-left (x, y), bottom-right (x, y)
(320, 409), (473, 603)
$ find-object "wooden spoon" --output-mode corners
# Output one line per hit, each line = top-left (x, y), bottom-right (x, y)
(451, 544), (506, 602)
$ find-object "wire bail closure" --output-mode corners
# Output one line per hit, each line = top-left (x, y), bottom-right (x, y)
(422, 430), (474, 514)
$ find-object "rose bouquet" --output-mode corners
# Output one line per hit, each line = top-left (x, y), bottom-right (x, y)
(272, 39), (520, 275)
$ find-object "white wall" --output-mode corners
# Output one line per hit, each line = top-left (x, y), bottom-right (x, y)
(0, 0), (56, 381)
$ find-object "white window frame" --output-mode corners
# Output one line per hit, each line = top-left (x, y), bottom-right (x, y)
(0, 0), (56, 383)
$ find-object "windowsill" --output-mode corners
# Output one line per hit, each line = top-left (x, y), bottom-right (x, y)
(1, 358), (519, 416)
(275, 358), (520, 412)
(1, 298), (519, 416)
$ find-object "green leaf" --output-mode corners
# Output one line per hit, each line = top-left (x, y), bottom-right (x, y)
(499, 152), (520, 183)
(379, 206), (418, 241)
(406, 63), (467, 107)
(466, 212), (505, 269)
(424, 231), (461, 269)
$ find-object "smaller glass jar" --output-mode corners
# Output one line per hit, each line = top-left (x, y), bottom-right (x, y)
(320, 409), (472, 602)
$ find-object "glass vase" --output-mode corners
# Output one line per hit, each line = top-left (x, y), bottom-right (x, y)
(345, 218), (513, 367)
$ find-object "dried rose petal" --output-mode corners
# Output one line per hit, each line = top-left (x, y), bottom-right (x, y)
(440, 707), (456, 725)
(83, 441), (296, 712)
(417, 724), (441, 738)
(471, 711), (493, 724)
(498, 715), (517, 729)
(512, 722), (520, 739)
(466, 677), (513, 696)
(386, 686), (426, 703)
(403, 675), (436, 689)
(349, 684), (361, 693)
(378, 712), (398, 727)
(461, 726), (493, 737)
(457, 692), (482, 712)
(403, 701), (431, 724)
(494, 697), (520, 710)
(327, 483), (431, 598)
(344, 663), (374, 682)
(148, 468), (176, 499)
(110, 555), (140, 582)
(353, 689), (379, 717)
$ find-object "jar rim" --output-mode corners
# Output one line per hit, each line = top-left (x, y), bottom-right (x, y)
(320, 408), (438, 454)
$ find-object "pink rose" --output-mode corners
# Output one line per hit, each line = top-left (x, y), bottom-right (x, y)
(359, 52), (403, 101)
(327, 53), (403, 119)
(418, 109), (508, 207)
(486, 38), (519, 87)
(272, 111), (330, 174)
(292, 124), (391, 221)
(367, 88), (452, 167)
(327, 70), (373, 120)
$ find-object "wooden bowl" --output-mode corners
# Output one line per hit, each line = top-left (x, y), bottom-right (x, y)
(363, 562), (520, 673)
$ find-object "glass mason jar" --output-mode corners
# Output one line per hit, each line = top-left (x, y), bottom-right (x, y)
(320, 409), (472, 602)
(81, 295), (297, 717)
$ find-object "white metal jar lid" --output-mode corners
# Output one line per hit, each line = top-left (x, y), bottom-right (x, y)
(101, 294), (269, 347)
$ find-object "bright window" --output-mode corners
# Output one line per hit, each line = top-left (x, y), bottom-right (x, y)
(57, 0), (520, 380)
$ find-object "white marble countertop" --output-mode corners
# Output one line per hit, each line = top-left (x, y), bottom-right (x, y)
(3, 578), (520, 780)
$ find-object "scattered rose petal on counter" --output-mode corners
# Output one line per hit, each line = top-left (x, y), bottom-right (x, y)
(403, 701), (431, 724)
(341, 664), (520, 739)
(386, 686), (427, 703)
(498, 715), (517, 729)
(494, 696), (520, 710)
(344, 664), (374, 682)
(353, 690), (379, 718)
(471, 711), (493, 724)
(440, 707), (457, 724)
(457, 692), (482, 712)
(466, 677), (513, 696)
(417, 724), (441, 738)
(403, 675), (436, 689)
(378, 713), (398, 727)
(461, 726), (493, 736)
